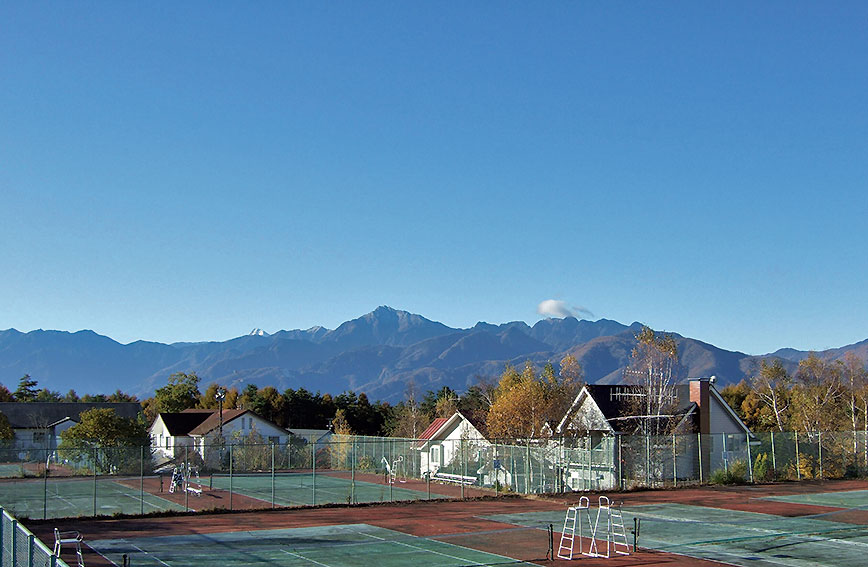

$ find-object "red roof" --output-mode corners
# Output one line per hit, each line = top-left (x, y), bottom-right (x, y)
(417, 417), (449, 443)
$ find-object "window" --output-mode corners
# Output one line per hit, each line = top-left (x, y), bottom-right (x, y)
(430, 445), (441, 466)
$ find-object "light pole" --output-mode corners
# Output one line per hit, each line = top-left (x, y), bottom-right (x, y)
(216, 387), (226, 438)
(216, 387), (226, 465)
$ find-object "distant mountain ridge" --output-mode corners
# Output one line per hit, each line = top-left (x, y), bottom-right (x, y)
(1, 307), (865, 402)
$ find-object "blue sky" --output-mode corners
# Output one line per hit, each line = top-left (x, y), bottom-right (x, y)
(2, 2), (866, 355)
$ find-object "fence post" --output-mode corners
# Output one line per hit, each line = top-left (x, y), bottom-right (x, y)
(461, 439), (466, 500)
(818, 432), (823, 479)
(140, 445), (145, 516)
(11, 517), (17, 566)
(43, 452), (49, 520)
(494, 438), (499, 496)
(672, 433), (677, 488)
(746, 432), (753, 483)
(271, 442), (276, 509)
(722, 434), (728, 474)
(184, 445), (189, 512)
(312, 441), (317, 507)
(229, 444), (234, 510)
(93, 446), (99, 517)
(351, 437), (356, 505)
(795, 431), (801, 480)
(644, 434), (650, 487)
(697, 433), (703, 484)
(770, 431), (776, 475)
(29, 532), (35, 567)
(617, 435), (623, 491)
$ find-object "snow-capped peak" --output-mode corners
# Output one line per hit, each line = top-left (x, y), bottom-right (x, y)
(249, 328), (268, 336)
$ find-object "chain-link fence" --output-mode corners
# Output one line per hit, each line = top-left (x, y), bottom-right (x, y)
(1, 506), (69, 567)
(2, 430), (868, 520)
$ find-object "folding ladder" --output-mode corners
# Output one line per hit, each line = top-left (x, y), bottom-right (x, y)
(610, 501), (631, 555)
(557, 496), (589, 560)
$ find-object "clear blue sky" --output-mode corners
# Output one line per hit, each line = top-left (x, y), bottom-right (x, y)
(2, 3), (866, 355)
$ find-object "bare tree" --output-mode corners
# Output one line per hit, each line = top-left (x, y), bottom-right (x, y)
(622, 327), (682, 436)
(750, 359), (792, 432)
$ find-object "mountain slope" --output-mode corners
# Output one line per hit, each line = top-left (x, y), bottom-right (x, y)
(2, 307), (866, 402)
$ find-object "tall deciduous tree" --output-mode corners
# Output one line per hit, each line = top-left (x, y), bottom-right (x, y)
(623, 327), (681, 435)
(59, 408), (150, 473)
(750, 359), (792, 432)
(0, 412), (13, 441)
(0, 383), (13, 402)
(791, 354), (844, 433)
(154, 372), (201, 413)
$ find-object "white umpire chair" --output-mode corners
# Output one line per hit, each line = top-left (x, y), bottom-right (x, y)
(54, 527), (85, 567)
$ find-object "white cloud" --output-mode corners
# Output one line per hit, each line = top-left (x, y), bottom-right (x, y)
(537, 299), (593, 319)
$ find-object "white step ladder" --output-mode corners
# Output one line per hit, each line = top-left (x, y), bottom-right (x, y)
(610, 501), (631, 556)
(587, 496), (631, 558)
(557, 496), (589, 560)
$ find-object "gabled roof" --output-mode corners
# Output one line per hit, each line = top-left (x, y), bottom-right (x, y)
(0, 402), (141, 429)
(418, 418), (449, 442)
(155, 411), (215, 436)
(558, 384), (699, 435)
(189, 409), (250, 436)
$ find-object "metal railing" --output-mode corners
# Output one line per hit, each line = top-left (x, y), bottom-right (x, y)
(2, 430), (868, 520)
(1, 506), (69, 567)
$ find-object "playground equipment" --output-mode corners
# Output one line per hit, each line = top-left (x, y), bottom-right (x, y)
(381, 455), (407, 484)
(558, 495), (630, 560)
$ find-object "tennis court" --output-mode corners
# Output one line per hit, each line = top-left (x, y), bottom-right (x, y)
(26, 479), (868, 567)
(0, 477), (184, 519)
(88, 523), (538, 567)
(208, 471), (448, 507)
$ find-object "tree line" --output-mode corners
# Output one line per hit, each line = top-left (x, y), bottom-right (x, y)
(721, 352), (868, 434)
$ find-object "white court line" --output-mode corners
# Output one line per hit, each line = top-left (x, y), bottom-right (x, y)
(131, 544), (173, 567)
(280, 549), (334, 566)
(356, 530), (490, 566)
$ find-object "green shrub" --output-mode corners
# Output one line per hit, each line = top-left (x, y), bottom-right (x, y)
(709, 460), (748, 485)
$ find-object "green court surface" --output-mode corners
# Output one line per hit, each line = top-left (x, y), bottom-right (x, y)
(0, 464), (26, 478)
(0, 478), (183, 519)
(485, 502), (868, 567)
(209, 472), (446, 506)
(763, 488), (868, 509)
(88, 523), (537, 567)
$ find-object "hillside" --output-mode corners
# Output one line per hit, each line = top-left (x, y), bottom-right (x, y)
(1, 307), (864, 402)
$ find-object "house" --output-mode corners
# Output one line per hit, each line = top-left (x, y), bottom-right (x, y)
(149, 409), (290, 463)
(416, 411), (492, 484)
(0, 402), (142, 457)
(149, 409), (215, 460)
(555, 378), (752, 488)
(287, 428), (333, 449)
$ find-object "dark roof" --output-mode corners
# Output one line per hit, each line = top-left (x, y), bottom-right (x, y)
(189, 409), (250, 436)
(156, 411), (215, 436)
(0, 402), (142, 429)
(580, 384), (698, 434)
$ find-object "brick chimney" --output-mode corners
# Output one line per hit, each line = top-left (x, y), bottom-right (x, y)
(689, 378), (711, 435)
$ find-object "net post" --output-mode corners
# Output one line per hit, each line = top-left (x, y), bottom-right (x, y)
(746, 432), (753, 483)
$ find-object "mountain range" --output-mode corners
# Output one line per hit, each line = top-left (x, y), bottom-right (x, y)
(2, 306), (867, 402)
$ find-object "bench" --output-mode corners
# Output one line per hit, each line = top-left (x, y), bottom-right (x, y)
(432, 472), (476, 485)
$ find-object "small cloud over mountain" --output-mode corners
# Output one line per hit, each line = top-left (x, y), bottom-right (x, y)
(537, 299), (593, 319)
